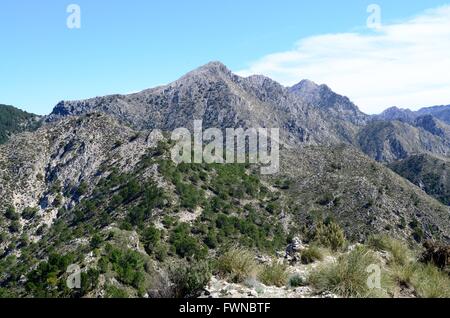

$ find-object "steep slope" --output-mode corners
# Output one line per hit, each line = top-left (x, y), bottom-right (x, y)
(375, 105), (450, 125)
(279, 145), (450, 243)
(418, 105), (450, 124)
(389, 154), (450, 206)
(289, 79), (369, 126)
(0, 104), (41, 144)
(1, 113), (449, 297)
(357, 120), (450, 163)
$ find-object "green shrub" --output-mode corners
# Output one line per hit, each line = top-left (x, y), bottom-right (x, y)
(105, 285), (129, 298)
(0, 287), (16, 298)
(289, 274), (306, 288)
(8, 221), (21, 233)
(409, 219), (424, 242)
(76, 181), (88, 197)
(22, 207), (38, 220)
(389, 262), (417, 287)
(170, 223), (207, 260)
(203, 230), (218, 249)
(80, 268), (100, 296)
(216, 247), (258, 283)
(90, 234), (103, 249)
(258, 262), (288, 287)
(141, 225), (161, 254)
(104, 245), (146, 290)
(313, 221), (346, 251)
(5, 206), (19, 221)
(154, 244), (168, 262)
(53, 194), (63, 207)
(170, 260), (211, 298)
(301, 246), (324, 264)
(25, 253), (75, 297)
(389, 258), (450, 298)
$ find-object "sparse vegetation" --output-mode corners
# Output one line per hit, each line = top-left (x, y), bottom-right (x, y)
(367, 234), (412, 265)
(301, 245), (324, 264)
(216, 247), (258, 283)
(0, 110), (449, 301)
(309, 246), (389, 298)
(0, 104), (39, 144)
(258, 261), (288, 287)
(312, 220), (346, 252)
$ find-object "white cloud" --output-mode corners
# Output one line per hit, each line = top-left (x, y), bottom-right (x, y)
(236, 6), (450, 114)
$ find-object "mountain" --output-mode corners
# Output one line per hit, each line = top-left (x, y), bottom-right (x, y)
(375, 105), (450, 125)
(1, 113), (449, 298)
(417, 105), (450, 124)
(47, 63), (450, 164)
(389, 154), (450, 206)
(1, 62), (450, 298)
(0, 104), (41, 144)
(357, 119), (450, 163)
(289, 79), (369, 126)
(374, 106), (417, 123)
(47, 62), (366, 146)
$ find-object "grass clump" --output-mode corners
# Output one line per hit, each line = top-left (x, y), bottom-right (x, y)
(301, 245), (324, 264)
(289, 274), (306, 288)
(391, 262), (450, 298)
(367, 234), (412, 265)
(216, 247), (258, 283)
(309, 246), (389, 298)
(258, 262), (288, 287)
(369, 236), (450, 298)
(410, 263), (450, 298)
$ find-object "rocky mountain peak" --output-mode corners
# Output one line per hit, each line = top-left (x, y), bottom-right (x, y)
(177, 61), (233, 82)
(375, 106), (417, 123)
(289, 79), (368, 126)
(289, 79), (320, 94)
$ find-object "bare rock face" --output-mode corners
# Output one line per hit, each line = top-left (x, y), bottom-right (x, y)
(289, 79), (369, 126)
(357, 120), (450, 163)
(0, 113), (158, 248)
(46, 62), (368, 148)
(46, 62), (450, 166)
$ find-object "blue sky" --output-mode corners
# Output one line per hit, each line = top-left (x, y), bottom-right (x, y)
(1, 0), (449, 115)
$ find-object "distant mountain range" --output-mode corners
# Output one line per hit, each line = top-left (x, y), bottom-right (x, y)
(375, 105), (450, 124)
